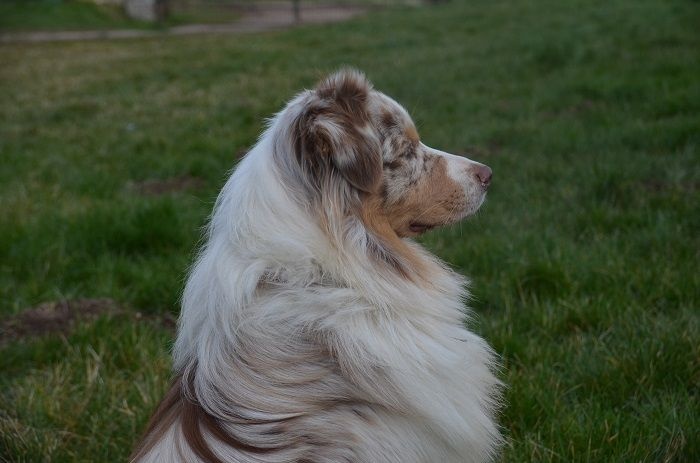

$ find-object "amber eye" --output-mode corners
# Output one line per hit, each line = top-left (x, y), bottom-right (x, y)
(383, 158), (403, 171)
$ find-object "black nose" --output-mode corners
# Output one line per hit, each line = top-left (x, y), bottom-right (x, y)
(473, 164), (493, 188)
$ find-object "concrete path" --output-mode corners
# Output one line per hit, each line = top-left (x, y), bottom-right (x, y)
(0, 4), (367, 44)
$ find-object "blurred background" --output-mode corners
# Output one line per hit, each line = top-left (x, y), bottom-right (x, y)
(0, 0), (422, 32)
(1, 0), (698, 461)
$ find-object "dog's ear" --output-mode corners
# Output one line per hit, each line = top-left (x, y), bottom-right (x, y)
(294, 69), (382, 193)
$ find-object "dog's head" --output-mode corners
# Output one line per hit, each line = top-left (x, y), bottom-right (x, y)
(289, 69), (492, 239)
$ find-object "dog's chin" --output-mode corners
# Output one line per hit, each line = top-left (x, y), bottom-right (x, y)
(466, 191), (488, 218)
(401, 193), (487, 238)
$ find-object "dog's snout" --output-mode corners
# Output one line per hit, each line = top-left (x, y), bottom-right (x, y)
(472, 164), (492, 188)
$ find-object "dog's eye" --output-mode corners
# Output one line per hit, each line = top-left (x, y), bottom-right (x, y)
(383, 159), (404, 170)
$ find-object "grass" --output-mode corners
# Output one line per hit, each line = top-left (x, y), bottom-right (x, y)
(0, 0), (148, 31)
(0, 0), (242, 32)
(0, 0), (698, 461)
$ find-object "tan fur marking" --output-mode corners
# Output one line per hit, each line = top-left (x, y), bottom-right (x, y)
(405, 125), (420, 143)
(357, 196), (428, 280)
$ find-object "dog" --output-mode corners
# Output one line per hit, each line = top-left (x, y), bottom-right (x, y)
(131, 69), (501, 463)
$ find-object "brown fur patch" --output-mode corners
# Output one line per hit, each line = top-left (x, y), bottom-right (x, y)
(315, 68), (372, 110)
(130, 377), (183, 462)
(404, 125), (419, 143)
(1, 299), (176, 347)
(0, 298), (118, 343)
(131, 371), (294, 463)
(293, 70), (382, 193)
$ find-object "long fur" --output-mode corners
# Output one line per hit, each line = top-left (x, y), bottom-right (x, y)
(132, 69), (502, 463)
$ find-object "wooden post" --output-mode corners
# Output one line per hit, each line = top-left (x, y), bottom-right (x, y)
(292, 0), (301, 23)
(155, 0), (169, 22)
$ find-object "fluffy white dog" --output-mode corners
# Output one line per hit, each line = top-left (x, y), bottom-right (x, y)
(132, 69), (501, 463)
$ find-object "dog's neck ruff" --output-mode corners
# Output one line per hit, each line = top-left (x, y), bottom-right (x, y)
(173, 99), (471, 373)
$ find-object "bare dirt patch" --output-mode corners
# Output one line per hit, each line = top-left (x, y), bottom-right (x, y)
(1, 298), (120, 343)
(1, 298), (176, 345)
(133, 310), (177, 330)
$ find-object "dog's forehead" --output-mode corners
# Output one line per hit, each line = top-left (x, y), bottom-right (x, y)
(369, 91), (420, 144)
(370, 92), (412, 125)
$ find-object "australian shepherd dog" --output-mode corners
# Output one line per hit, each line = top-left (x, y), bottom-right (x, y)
(131, 69), (501, 463)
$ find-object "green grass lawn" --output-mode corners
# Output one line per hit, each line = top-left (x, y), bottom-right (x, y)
(0, 0), (149, 31)
(0, 0), (243, 32)
(1, 0), (698, 461)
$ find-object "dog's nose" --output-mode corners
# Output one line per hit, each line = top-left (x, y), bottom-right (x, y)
(473, 164), (493, 188)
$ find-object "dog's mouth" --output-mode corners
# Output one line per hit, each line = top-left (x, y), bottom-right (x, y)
(408, 222), (437, 235)
(406, 202), (482, 236)
(396, 189), (487, 237)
